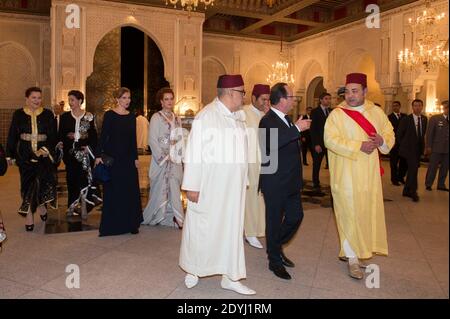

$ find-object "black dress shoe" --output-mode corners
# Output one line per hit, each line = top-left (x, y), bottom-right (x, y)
(399, 180), (406, 185)
(411, 193), (420, 202)
(131, 229), (139, 234)
(269, 264), (291, 280)
(437, 187), (449, 192)
(402, 190), (412, 198)
(426, 186), (432, 191)
(280, 251), (295, 267)
(392, 181), (401, 186)
(25, 224), (34, 232)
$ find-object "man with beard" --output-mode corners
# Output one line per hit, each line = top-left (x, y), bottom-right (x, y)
(324, 73), (395, 279)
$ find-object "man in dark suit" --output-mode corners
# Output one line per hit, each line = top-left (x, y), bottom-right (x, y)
(299, 106), (313, 165)
(388, 101), (408, 185)
(397, 99), (428, 202)
(259, 83), (311, 280)
(425, 100), (449, 191)
(310, 92), (331, 191)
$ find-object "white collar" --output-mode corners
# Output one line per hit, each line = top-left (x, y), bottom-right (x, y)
(216, 97), (233, 116)
(251, 104), (264, 116)
(71, 110), (85, 120)
(351, 104), (365, 113)
(271, 106), (287, 119)
(216, 98), (245, 121)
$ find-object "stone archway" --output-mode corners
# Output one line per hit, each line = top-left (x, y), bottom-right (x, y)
(243, 62), (271, 105)
(202, 56), (227, 106)
(297, 59), (325, 114)
(306, 76), (325, 109)
(0, 41), (37, 108)
(51, 0), (203, 112)
(85, 26), (166, 121)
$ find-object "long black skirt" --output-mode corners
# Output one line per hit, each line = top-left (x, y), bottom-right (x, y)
(99, 158), (142, 236)
(18, 157), (57, 215)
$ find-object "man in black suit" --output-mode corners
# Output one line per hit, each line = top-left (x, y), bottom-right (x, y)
(388, 101), (408, 185)
(259, 83), (311, 280)
(397, 99), (428, 202)
(310, 92), (331, 191)
(299, 106), (313, 165)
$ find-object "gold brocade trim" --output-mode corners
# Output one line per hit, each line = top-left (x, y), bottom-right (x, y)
(23, 107), (43, 152)
(23, 107), (44, 116)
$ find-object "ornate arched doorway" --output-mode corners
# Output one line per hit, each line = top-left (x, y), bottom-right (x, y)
(306, 76), (326, 109)
(86, 26), (166, 122)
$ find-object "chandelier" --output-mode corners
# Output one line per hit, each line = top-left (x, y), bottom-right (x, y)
(267, 35), (295, 85)
(398, 0), (449, 72)
(165, 0), (214, 13)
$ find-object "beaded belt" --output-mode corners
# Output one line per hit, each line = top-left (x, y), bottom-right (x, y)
(20, 133), (47, 142)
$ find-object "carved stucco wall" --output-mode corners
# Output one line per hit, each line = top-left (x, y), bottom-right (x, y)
(202, 34), (280, 106)
(0, 12), (50, 146)
(51, 0), (203, 113)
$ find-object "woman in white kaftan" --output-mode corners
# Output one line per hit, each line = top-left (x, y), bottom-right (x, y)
(142, 88), (184, 228)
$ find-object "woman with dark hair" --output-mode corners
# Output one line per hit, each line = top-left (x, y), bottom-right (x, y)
(58, 90), (100, 219)
(95, 87), (143, 236)
(6, 87), (58, 231)
(142, 87), (184, 229)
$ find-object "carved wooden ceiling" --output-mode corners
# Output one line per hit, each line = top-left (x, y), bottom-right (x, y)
(0, 0), (419, 41)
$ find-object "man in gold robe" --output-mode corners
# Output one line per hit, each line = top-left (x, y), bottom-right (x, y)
(242, 84), (270, 249)
(324, 73), (395, 279)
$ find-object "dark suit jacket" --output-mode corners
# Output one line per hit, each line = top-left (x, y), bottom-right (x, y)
(310, 106), (329, 149)
(388, 112), (407, 151)
(259, 109), (302, 196)
(397, 114), (428, 160)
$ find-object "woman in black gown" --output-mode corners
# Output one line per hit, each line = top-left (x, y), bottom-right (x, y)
(58, 90), (100, 219)
(6, 87), (58, 231)
(95, 87), (142, 236)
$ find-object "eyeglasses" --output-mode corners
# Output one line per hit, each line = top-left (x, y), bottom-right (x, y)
(231, 89), (246, 97)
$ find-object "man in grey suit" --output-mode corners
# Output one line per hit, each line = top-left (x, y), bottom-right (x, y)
(425, 100), (449, 191)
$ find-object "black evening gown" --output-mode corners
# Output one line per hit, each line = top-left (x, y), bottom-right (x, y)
(58, 111), (100, 211)
(96, 110), (142, 236)
(6, 107), (58, 215)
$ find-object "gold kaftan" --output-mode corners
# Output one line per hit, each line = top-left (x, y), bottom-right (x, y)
(324, 100), (395, 259)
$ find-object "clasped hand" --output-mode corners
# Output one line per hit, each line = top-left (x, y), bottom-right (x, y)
(360, 133), (383, 155)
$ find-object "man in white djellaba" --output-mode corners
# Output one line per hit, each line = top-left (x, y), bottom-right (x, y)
(135, 108), (149, 153)
(179, 74), (256, 295)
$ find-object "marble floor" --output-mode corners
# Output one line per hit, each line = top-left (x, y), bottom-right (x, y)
(0, 155), (448, 299)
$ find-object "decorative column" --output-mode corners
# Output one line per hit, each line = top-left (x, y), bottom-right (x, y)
(381, 87), (398, 114)
(402, 85), (421, 113)
(296, 88), (306, 116)
(174, 15), (204, 114)
(233, 45), (241, 74)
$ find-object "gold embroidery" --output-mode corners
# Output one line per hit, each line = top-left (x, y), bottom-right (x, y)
(23, 107), (44, 152)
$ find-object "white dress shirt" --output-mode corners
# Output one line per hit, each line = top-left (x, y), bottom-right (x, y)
(271, 107), (301, 132)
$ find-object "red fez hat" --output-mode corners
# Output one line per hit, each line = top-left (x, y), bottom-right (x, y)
(217, 74), (244, 88)
(252, 84), (270, 97)
(346, 73), (367, 88)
